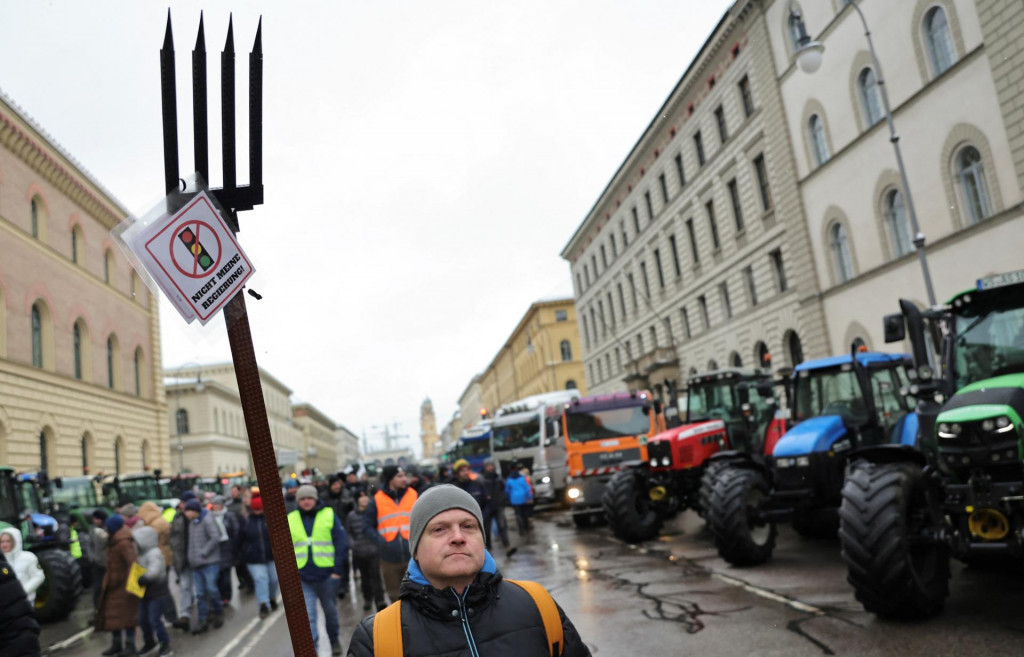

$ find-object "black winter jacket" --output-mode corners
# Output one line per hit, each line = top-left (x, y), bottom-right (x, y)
(346, 554), (591, 657)
(0, 551), (41, 657)
(239, 513), (274, 565)
(481, 470), (507, 509)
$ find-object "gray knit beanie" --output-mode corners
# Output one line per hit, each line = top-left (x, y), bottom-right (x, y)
(296, 484), (319, 501)
(409, 484), (485, 559)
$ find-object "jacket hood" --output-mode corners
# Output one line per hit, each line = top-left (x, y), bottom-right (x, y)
(191, 508), (209, 524)
(0, 527), (24, 561)
(138, 501), (163, 523)
(132, 525), (159, 553)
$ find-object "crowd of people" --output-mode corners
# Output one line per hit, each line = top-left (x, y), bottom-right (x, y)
(0, 459), (551, 657)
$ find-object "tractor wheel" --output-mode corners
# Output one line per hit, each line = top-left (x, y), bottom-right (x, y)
(33, 548), (84, 623)
(838, 461), (949, 619)
(697, 460), (729, 518)
(707, 467), (776, 566)
(602, 469), (664, 543)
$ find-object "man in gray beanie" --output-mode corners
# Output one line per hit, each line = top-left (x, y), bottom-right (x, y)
(347, 484), (591, 656)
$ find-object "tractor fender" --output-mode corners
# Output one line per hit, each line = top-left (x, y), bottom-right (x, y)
(772, 415), (847, 457)
(848, 444), (927, 467)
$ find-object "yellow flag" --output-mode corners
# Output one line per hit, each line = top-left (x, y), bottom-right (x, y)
(126, 562), (148, 598)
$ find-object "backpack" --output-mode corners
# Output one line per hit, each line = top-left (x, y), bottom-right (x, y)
(373, 579), (563, 657)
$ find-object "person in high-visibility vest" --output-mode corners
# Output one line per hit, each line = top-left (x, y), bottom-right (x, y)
(69, 526), (82, 559)
(288, 484), (348, 657)
(363, 465), (417, 604)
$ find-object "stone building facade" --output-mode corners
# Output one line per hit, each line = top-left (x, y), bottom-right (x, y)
(561, 1), (829, 400)
(0, 91), (168, 477)
(419, 397), (440, 459)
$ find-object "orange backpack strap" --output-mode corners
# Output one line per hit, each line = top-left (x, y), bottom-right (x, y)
(372, 600), (403, 657)
(507, 579), (563, 657)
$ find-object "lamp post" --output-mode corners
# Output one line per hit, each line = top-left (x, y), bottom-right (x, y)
(789, 1), (937, 306)
(172, 363), (204, 473)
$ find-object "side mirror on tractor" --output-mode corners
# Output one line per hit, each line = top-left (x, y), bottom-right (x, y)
(883, 313), (906, 343)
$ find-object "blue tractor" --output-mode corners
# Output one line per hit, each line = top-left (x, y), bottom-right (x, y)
(703, 351), (917, 565)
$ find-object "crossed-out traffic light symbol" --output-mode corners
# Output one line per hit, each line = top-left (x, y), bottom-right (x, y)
(178, 226), (215, 273)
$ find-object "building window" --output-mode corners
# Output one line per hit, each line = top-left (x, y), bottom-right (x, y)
(644, 191), (654, 220)
(584, 264), (590, 287)
(176, 408), (190, 434)
(107, 335), (118, 389)
(924, 6), (956, 76)
(770, 249), (788, 292)
(555, 309), (567, 322)
(706, 200), (720, 250)
(617, 283), (627, 319)
(575, 273), (582, 293)
(727, 178), (744, 232)
(694, 131), (706, 166)
(675, 153), (686, 187)
(753, 155), (772, 211)
(600, 245), (608, 269)
(698, 295), (709, 329)
(610, 234), (618, 258)
(744, 265), (758, 306)
(756, 341), (771, 369)
(787, 330), (805, 367)
(668, 235), (682, 278)
(134, 348), (143, 397)
(632, 206), (640, 234)
(731, 352), (743, 367)
(681, 307), (692, 339)
(659, 173), (669, 204)
(560, 340), (572, 362)
(582, 316), (590, 349)
(592, 255), (599, 278)
(885, 189), (913, 257)
(590, 307), (599, 341)
(621, 222), (629, 247)
(809, 114), (830, 166)
(73, 322), (83, 379)
(830, 222), (855, 283)
(104, 250), (114, 284)
(956, 146), (993, 224)
(39, 430), (49, 472)
(607, 292), (616, 327)
(81, 434), (90, 473)
(640, 261), (651, 299)
(566, 380), (578, 390)
(598, 301), (606, 337)
(653, 250), (665, 289)
(628, 273), (638, 311)
(720, 281), (733, 319)
(859, 67), (884, 126)
(114, 438), (122, 475)
(71, 226), (82, 264)
(637, 333), (645, 356)
(686, 218), (699, 263)
(738, 75), (754, 117)
(615, 348), (621, 371)
(649, 326), (658, 350)
(31, 304), (43, 368)
(714, 105), (728, 143)
(31, 198), (41, 238)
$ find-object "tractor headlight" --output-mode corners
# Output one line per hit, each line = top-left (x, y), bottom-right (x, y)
(661, 456), (671, 467)
(938, 423), (955, 438)
(982, 419), (995, 432)
(951, 423), (963, 435)
(775, 458), (793, 468)
(796, 456), (811, 467)
(650, 459), (658, 467)
(567, 487), (582, 501)
(996, 416), (1015, 433)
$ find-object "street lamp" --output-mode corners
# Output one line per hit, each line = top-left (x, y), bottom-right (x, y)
(789, 0), (937, 306)
(172, 363), (204, 473)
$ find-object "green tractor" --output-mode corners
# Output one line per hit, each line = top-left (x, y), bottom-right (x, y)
(839, 269), (1024, 618)
(100, 471), (177, 511)
(0, 467), (83, 622)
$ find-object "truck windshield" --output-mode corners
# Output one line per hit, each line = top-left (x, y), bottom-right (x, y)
(455, 439), (490, 458)
(794, 367), (869, 425)
(52, 479), (98, 507)
(687, 381), (737, 422)
(493, 418), (541, 450)
(117, 478), (160, 504)
(953, 304), (1024, 390)
(565, 406), (649, 442)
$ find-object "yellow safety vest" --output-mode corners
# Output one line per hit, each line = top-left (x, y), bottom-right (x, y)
(288, 507), (336, 569)
(162, 507), (176, 524)
(69, 527), (82, 559)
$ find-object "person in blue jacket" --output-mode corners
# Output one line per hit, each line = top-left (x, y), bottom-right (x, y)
(504, 463), (534, 536)
(288, 484), (348, 656)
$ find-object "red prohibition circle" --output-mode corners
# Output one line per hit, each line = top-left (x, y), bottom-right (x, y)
(170, 219), (223, 278)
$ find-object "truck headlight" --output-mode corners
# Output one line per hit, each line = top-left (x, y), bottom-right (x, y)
(567, 487), (582, 501)
(540, 476), (551, 484)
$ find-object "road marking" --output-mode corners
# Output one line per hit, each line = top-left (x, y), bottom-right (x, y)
(711, 572), (826, 615)
(212, 613), (266, 657)
(219, 606), (286, 657)
(43, 627), (94, 654)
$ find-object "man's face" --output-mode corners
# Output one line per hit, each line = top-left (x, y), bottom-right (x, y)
(483, 464), (495, 474)
(184, 510), (199, 521)
(330, 480), (343, 493)
(389, 472), (407, 490)
(346, 473), (357, 484)
(415, 509), (485, 593)
(456, 466), (471, 482)
(212, 503), (224, 512)
(230, 486), (242, 499)
(297, 496), (317, 512)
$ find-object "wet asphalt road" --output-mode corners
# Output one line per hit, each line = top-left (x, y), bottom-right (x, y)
(41, 507), (1024, 656)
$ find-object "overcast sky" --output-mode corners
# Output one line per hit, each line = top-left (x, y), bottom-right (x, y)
(1, 0), (733, 455)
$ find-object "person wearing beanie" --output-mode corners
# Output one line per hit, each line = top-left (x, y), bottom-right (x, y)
(95, 515), (140, 655)
(480, 460), (514, 556)
(453, 459), (491, 535)
(320, 473), (355, 600)
(119, 503), (140, 528)
(363, 465), (417, 606)
(168, 495), (194, 632)
(344, 489), (385, 612)
(346, 485), (591, 656)
(238, 494), (278, 619)
(505, 462), (534, 536)
(288, 480), (349, 655)
(282, 478), (300, 513)
(209, 495), (240, 606)
(184, 495), (224, 634)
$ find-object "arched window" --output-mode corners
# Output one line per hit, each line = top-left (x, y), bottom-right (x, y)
(560, 340), (572, 362)
(809, 114), (829, 166)
(829, 222), (855, 283)
(730, 352), (743, 367)
(756, 341), (771, 369)
(689, 367), (699, 377)
(73, 322), (83, 379)
(649, 326), (658, 350)
(30, 197), (40, 238)
(176, 408), (190, 434)
(104, 250), (114, 284)
(956, 146), (992, 224)
(565, 380), (578, 390)
(924, 6), (955, 76)
(852, 336), (868, 351)
(106, 335), (118, 389)
(858, 68), (883, 126)
(71, 226), (82, 264)
(707, 359), (719, 371)
(134, 348), (143, 397)
(81, 434), (90, 474)
(885, 189), (913, 257)
(39, 430), (49, 473)
(787, 331), (805, 367)
(31, 304), (43, 368)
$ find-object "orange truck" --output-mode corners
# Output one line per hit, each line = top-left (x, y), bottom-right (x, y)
(562, 390), (665, 527)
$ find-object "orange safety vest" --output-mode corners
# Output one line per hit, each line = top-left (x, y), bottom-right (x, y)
(374, 488), (418, 542)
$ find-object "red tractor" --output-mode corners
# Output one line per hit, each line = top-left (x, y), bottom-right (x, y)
(602, 368), (787, 543)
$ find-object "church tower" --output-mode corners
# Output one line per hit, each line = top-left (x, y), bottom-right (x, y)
(420, 397), (440, 459)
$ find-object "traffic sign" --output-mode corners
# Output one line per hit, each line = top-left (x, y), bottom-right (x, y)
(127, 192), (255, 324)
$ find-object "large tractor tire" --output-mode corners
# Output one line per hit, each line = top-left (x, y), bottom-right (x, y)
(838, 461), (949, 619)
(33, 548), (83, 623)
(707, 467), (776, 566)
(602, 469), (664, 543)
(697, 460), (730, 518)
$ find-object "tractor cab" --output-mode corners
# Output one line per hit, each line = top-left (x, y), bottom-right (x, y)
(686, 368), (779, 457)
(101, 473), (176, 510)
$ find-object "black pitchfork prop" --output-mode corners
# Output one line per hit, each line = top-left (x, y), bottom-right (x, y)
(159, 12), (316, 656)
